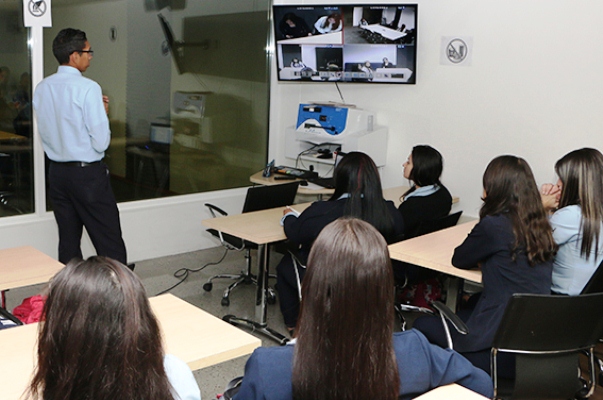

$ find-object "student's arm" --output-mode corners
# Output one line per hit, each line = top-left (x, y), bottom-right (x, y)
(549, 206), (581, 245)
(452, 216), (501, 270)
(164, 354), (201, 400)
(234, 352), (264, 400)
(417, 333), (494, 398)
(283, 202), (335, 245)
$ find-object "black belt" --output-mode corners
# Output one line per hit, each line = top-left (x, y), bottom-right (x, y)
(51, 160), (101, 167)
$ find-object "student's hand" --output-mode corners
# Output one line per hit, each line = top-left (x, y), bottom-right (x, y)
(540, 183), (560, 212)
(541, 183), (560, 196)
(103, 95), (109, 115)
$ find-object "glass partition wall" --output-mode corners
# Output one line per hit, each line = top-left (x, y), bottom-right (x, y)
(0, 3), (33, 216)
(40, 0), (271, 206)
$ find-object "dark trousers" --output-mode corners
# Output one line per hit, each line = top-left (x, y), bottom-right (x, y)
(276, 253), (306, 328)
(48, 161), (127, 265)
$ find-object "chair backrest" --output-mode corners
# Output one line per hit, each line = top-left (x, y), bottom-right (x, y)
(580, 258), (603, 294)
(413, 211), (463, 238)
(492, 292), (603, 353)
(491, 293), (603, 399)
(242, 182), (300, 213)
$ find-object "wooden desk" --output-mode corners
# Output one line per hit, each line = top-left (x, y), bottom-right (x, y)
(250, 171), (335, 197)
(0, 293), (261, 400)
(388, 221), (480, 310)
(414, 383), (489, 399)
(203, 203), (312, 344)
(0, 246), (63, 292)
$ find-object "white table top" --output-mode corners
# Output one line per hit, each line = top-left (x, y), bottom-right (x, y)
(360, 24), (407, 40)
(0, 293), (261, 400)
(277, 31), (342, 44)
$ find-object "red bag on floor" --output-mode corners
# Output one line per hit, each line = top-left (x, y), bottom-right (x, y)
(13, 295), (46, 324)
(399, 278), (442, 309)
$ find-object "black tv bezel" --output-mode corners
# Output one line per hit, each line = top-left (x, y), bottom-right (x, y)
(273, 3), (418, 85)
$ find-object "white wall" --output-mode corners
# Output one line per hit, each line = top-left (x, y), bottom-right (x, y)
(271, 0), (603, 218)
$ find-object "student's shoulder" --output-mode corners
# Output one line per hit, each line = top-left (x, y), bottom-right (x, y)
(393, 329), (431, 347)
(303, 199), (344, 213)
(248, 344), (294, 369)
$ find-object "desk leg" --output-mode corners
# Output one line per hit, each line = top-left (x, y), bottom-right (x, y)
(223, 244), (289, 345)
(445, 277), (462, 311)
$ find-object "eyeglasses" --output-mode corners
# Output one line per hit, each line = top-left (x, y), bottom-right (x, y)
(78, 49), (94, 56)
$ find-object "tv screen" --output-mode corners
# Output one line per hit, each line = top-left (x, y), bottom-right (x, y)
(273, 4), (417, 84)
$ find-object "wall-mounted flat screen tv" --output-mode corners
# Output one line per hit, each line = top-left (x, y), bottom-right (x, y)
(273, 4), (417, 84)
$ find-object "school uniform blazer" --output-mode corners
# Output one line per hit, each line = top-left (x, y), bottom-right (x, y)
(398, 185), (452, 239)
(451, 214), (553, 353)
(283, 198), (404, 256)
(234, 330), (493, 400)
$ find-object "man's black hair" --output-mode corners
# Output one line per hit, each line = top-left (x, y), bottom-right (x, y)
(52, 28), (87, 65)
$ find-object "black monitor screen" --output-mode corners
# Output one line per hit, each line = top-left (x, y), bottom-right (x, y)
(273, 4), (417, 84)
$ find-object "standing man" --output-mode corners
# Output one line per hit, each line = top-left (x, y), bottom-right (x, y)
(33, 28), (127, 265)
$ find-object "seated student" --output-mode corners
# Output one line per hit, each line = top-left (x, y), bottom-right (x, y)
(279, 13), (312, 39)
(413, 155), (557, 377)
(381, 57), (395, 68)
(398, 145), (452, 239)
(236, 218), (493, 400)
(276, 151), (404, 335)
(541, 148), (603, 295)
(26, 256), (201, 400)
(314, 12), (342, 34)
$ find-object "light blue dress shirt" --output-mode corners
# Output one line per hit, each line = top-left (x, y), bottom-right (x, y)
(164, 354), (202, 400)
(32, 65), (110, 162)
(550, 205), (603, 295)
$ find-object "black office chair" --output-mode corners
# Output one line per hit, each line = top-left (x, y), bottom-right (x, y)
(579, 258), (603, 388)
(409, 210), (463, 239)
(203, 182), (299, 306)
(491, 293), (603, 399)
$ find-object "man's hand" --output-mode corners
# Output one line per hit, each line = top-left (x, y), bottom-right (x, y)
(102, 95), (109, 115)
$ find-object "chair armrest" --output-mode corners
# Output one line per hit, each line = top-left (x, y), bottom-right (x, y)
(397, 303), (436, 316)
(432, 301), (468, 335)
(205, 203), (228, 218)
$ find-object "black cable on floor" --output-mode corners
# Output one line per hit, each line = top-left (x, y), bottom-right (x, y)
(154, 248), (229, 296)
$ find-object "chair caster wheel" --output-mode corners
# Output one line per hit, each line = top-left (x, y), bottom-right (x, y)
(221, 297), (230, 307)
(203, 282), (213, 292)
(267, 293), (277, 305)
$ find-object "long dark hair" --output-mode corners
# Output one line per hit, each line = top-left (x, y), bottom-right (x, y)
(480, 155), (557, 265)
(555, 148), (603, 258)
(321, 12), (341, 29)
(292, 218), (399, 400)
(27, 257), (174, 400)
(330, 151), (396, 242)
(403, 144), (444, 198)
(409, 145), (443, 187)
